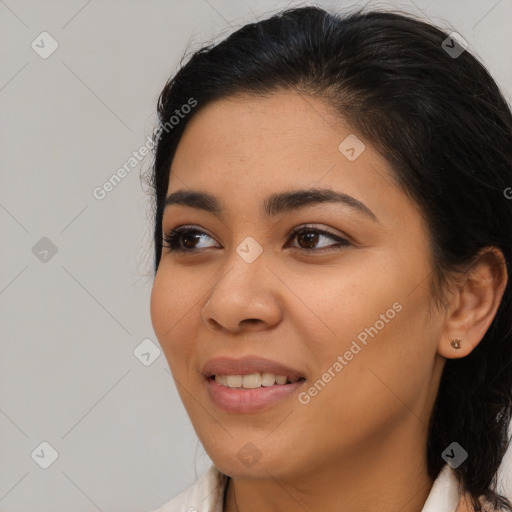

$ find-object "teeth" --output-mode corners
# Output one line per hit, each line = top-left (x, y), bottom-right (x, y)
(226, 375), (242, 388)
(242, 373), (262, 389)
(261, 372), (276, 387)
(215, 374), (228, 386)
(275, 375), (287, 385)
(214, 372), (301, 388)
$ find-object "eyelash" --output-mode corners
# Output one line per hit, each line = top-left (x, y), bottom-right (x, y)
(161, 224), (351, 255)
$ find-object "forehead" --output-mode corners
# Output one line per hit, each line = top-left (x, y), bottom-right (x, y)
(172, 91), (345, 167)
(166, 92), (417, 225)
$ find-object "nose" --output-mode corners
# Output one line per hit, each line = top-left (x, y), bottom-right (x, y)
(201, 256), (283, 334)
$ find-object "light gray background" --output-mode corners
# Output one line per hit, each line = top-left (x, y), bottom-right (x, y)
(1, 0), (511, 511)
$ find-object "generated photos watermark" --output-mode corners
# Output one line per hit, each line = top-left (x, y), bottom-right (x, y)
(92, 97), (197, 200)
(298, 301), (403, 405)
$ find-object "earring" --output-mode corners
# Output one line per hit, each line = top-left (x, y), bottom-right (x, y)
(450, 338), (462, 349)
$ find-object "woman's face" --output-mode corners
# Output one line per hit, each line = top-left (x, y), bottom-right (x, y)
(150, 91), (447, 480)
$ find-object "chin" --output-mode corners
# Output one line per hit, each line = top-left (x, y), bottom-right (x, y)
(205, 443), (298, 480)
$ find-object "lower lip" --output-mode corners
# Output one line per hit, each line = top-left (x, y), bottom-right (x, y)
(205, 376), (306, 413)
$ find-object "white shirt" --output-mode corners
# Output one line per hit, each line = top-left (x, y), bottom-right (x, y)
(148, 463), (462, 512)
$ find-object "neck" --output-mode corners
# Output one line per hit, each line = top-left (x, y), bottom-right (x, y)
(223, 422), (435, 512)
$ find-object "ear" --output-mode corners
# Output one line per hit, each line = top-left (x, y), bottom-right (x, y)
(438, 247), (508, 359)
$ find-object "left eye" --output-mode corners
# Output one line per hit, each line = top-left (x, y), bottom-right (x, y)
(286, 225), (350, 252)
(162, 225), (350, 254)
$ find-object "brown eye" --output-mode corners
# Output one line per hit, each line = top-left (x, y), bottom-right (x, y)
(287, 225), (350, 253)
(181, 232), (202, 249)
(296, 230), (320, 249)
(162, 227), (218, 253)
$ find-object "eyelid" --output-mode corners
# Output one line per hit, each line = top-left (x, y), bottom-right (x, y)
(287, 223), (351, 245)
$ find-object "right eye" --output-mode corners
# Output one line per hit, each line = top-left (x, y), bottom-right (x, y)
(162, 226), (219, 253)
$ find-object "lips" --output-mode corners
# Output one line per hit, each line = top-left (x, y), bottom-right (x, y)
(202, 356), (307, 413)
(202, 356), (305, 381)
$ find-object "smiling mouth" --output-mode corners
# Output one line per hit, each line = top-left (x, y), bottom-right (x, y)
(208, 373), (306, 389)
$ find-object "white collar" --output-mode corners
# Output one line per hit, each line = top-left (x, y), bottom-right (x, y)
(422, 464), (461, 512)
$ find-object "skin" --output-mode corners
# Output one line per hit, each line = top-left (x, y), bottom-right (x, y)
(150, 91), (508, 512)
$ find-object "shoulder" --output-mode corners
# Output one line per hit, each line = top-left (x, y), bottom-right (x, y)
(147, 465), (229, 512)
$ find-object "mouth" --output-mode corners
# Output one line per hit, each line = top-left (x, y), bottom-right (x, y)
(202, 356), (307, 412)
(207, 373), (306, 389)
(205, 374), (307, 413)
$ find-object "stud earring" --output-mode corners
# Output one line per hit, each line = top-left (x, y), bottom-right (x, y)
(450, 338), (462, 349)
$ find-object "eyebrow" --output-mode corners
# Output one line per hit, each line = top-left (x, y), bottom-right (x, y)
(163, 187), (379, 222)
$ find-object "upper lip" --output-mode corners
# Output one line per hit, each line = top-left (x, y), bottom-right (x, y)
(202, 356), (305, 379)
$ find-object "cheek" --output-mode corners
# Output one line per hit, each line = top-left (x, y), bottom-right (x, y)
(313, 294), (435, 416)
(295, 310), (434, 461)
(150, 267), (207, 377)
(282, 258), (396, 342)
(290, 256), (435, 400)
(150, 262), (196, 332)
(149, 274), (168, 341)
(150, 271), (186, 357)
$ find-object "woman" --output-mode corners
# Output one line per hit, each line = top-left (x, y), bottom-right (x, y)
(146, 6), (512, 512)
